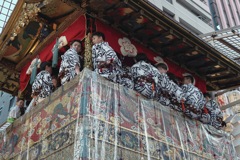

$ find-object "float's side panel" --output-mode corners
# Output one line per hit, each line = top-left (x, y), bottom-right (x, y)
(73, 69), (237, 160)
(0, 69), (237, 160)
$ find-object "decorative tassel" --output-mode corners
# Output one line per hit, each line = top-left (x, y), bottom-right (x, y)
(30, 57), (39, 85)
(203, 106), (208, 114)
(181, 100), (185, 112)
(52, 38), (59, 68)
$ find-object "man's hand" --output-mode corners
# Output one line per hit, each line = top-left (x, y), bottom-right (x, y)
(106, 60), (111, 65)
(58, 71), (65, 79)
(31, 92), (38, 98)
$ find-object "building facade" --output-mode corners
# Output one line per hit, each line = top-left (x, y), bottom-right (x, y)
(208, 0), (240, 30)
(147, 0), (214, 34)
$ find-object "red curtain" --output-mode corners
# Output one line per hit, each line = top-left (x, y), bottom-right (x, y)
(20, 15), (86, 92)
(95, 20), (206, 92)
(20, 15), (206, 93)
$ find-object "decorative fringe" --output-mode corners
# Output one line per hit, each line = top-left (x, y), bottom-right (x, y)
(52, 38), (59, 68)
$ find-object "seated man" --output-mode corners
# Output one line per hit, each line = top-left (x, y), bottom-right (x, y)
(200, 93), (223, 129)
(92, 32), (122, 83)
(155, 62), (185, 111)
(181, 73), (205, 119)
(32, 61), (54, 105)
(131, 54), (159, 99)
(121, 66), (134, 89)
(7, 98), (24, 123)
(59, 39), (82, 85)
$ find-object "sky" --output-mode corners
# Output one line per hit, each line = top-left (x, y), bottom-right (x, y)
(0, 0), (18, 34)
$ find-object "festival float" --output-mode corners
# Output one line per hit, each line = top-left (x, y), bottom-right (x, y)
(0, 0), (238, 159)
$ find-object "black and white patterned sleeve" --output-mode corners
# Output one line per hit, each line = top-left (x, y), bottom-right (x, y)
(32, 74), (42, 94)
(102, 44), (121, 66)
(156, 73), (184, 102)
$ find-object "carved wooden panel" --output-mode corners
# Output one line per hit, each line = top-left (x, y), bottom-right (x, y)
(0, 63), (19, 95)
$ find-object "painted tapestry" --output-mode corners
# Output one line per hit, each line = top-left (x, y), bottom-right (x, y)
(0, 69), (237, 160)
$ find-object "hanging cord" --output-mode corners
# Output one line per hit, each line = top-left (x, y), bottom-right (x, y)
(52, 37), (60, 68)
(181, 99), (185, 112)
(153, 101), (162, 159)
(30, 55), (40, 85)
(137, 94), (144, 159)
(117, 83), (123, 160)
(153, 103), (158, 125)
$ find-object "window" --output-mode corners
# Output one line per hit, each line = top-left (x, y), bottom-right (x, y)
(199, 0), (208, 6)
(0, 0), (18, 34)
(163, 7), (175, 18)
(0, 106), (2, 116)
(165, 0), (173, 4)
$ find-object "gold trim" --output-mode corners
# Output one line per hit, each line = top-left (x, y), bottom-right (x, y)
(16, 10), (86, 70)
(0, 0), (24, 60)
(84, 33), (93, 69)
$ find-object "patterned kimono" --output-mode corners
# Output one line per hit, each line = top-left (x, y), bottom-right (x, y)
(131, 61), (159, 99)
(199, 106), (211, 124)
(181, 84), (205, 119)
(200, 100), (223, 129)
(8, 105), (21, 119)
(155, 73), (185, 111)
(32, 70), (54, 99)
(121, 66), (134, 89)
(59, 48), (80, 85)
(92, 42), (122, 83)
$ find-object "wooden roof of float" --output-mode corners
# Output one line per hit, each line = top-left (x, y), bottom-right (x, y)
(0, 0), (240, 95)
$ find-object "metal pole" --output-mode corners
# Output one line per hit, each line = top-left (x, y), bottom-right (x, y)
(221, 99), (240, 110)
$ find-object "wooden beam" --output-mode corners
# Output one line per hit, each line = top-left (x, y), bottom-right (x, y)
(219, 82), (240, 90)
(206, 70), (231, 78)
(221, 99), (240, 110)
(198, 62), (218, 71)
(148, 30), (172, 40)
(216, 78), (240, 89)
(209, 74), (237, 82)
(160, 39), (184, 50)
(60, 0), (85, 10)
(215, 84), (240, 96)
(206, 69), (228, 76)
(166, 47), (196, 58)
(185, 55), (205, 66)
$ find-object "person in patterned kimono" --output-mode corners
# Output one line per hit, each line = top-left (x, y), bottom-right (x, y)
(131, 54), (159, 99)
(32, 61), (54, 104)
(200, 93), (223, 129)
(58, 39), (82, 85)
(181, 73), (205, 119)
(92, 32), (122, 83)
(121, 66), (134, 89)
(7, 98), (24, 123)
(155, 62), (185, 111)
